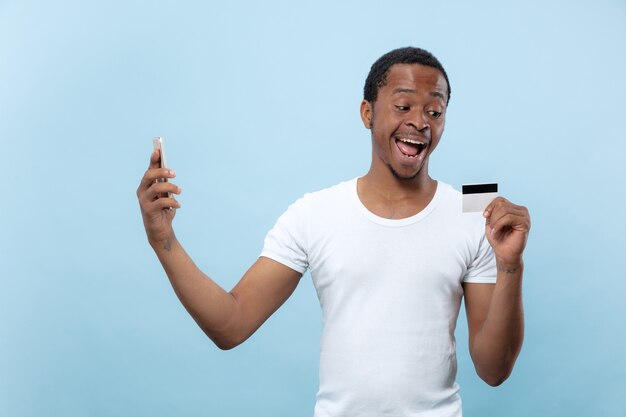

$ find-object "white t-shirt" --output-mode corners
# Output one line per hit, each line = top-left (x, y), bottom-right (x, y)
(260, 178), (496, 417)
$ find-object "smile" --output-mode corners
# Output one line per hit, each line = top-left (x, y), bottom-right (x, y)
(395, 137), (426, 158)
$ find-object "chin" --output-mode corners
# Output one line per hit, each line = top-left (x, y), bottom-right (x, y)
(390, 165), (422, 181)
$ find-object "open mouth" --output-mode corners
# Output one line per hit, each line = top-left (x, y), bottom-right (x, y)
(395, 137), (427, 158)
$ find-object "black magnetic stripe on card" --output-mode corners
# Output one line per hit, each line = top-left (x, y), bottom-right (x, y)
(462, 183), (498, 194)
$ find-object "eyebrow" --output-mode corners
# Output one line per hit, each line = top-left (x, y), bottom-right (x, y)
(392, 88), (446, 102)
(430, 91), (446, 101)
(392, 88), (417, 94)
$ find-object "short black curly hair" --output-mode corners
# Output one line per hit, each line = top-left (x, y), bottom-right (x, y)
(363, 47), (451, 105)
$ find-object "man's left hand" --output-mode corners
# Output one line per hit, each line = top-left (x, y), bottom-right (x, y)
(483, 197), (531, 268)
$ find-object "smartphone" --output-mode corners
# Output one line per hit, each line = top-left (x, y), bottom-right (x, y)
(152, 137), (172, 199)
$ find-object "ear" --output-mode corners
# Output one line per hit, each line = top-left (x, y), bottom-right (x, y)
(360, 100), (373, 129)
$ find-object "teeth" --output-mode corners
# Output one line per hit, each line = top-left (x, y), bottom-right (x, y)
(398, 137), (425, 145)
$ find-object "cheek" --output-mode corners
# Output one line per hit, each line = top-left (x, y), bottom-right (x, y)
(431, 119), (445, 138)
(372, 123), (393, 149)
(429, 129), (444, 152)
(372, 112), (398, 135)
(371, 123), (394, 156)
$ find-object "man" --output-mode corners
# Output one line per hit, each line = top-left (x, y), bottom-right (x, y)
(137, 47), (530, 416)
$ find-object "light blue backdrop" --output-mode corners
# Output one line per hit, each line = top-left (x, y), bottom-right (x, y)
(1, 1), (625, 416)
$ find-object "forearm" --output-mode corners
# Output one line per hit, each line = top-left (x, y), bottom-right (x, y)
(471, 261), (524, 386)
(151, 234), (241, 349)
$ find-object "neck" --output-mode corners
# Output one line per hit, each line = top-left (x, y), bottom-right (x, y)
(357, 162), (438, 220)
(361, 160), (436, 201)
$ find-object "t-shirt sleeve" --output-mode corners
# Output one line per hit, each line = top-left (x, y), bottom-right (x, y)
(463, 229), (497, 284)
(259, 197), (309, 274)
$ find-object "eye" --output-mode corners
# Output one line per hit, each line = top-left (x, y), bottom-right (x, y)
(395, 105), (410, 111)
(428, 110), (442, 118)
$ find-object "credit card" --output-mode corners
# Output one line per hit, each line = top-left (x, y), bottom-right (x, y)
(462, 183), (498, 213)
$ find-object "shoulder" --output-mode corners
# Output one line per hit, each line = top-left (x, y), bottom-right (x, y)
(290, 178), (356, 211)
(269, 178), (356, 237)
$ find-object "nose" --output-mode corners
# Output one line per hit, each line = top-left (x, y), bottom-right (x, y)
(406, 109), (429, 132)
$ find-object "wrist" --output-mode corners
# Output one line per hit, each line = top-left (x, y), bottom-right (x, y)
(149, 232), (177, 253)
(496, 258), (523, 274)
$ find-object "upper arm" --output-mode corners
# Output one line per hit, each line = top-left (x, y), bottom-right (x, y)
(463, 282), (495, 353)
(227, 256), (302, 345)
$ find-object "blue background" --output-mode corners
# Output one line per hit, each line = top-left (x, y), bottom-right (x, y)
(1, 1), (625, 416)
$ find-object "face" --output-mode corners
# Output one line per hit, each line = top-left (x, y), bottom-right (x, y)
(360, 64), (448, 182)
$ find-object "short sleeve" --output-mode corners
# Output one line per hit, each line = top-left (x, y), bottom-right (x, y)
(260, 197), (309, 274)
(463, 230), (497, 284)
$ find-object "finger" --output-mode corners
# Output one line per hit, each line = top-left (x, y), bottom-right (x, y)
(146, 182), (182, 201)
(489, 212), (530, 236)
(139, 167), (177, 190)
(147, 196), (182, 211)
(483, 197), (507, 218)
(149, 148), (161, 169)
(487, 204), (526, 229)
(484, 197), (528, 220)
(140, 182), (181, 204)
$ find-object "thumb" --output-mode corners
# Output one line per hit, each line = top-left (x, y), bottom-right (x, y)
(149, 148), (161, 169)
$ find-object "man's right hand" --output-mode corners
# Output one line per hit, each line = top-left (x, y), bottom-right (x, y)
(136, 149), (182, 248)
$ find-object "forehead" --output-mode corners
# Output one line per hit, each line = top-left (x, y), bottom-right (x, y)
(380, 64), (448, 99)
